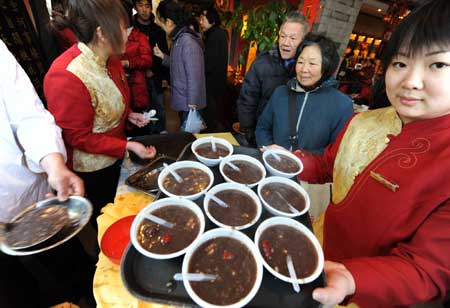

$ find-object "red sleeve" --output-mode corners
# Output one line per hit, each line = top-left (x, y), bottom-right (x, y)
(44, 69), (127, 158)
(295, 116), (356, 184)
(128, 34), (152, 70)
(343, 200), (450, 306)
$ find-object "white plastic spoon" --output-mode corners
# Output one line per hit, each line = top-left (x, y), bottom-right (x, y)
(204, 191), (229, 208)
(262, 146), (281, 162)
(210, 137), (217, 152)
(142, 212), (174, 229)
(163, 163), (183, 183)
(274, 191), (301, 215)
(173, 273), (217, 282)
(286, 255), (300, 293)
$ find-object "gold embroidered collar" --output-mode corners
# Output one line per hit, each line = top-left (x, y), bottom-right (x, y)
(78, 42), (107, 68)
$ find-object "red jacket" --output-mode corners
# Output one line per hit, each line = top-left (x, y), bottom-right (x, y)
(120, 28), (152, 111)
(298, 108), (450, 307)
(44, 43), (130, 171)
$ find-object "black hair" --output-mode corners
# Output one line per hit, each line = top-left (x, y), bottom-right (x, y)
(296, 33), (340, 85)
(132, 0), (151, 7)
(122, 0), (133, 25)
(381, 0), (450, 71)
(156, 0), (190, 27)
(203, 6), (221, 26)
(51, 0), (129, 52)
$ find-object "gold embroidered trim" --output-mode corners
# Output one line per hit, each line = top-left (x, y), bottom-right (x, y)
(332, 107), (402, 204)
(370, 171), (399, 192)
(67, 43), (125, 172)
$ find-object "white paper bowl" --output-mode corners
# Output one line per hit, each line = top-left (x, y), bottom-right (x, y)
(158, 160), (214, 200)
(257, 176), (310, 217)
(191, 136), (234, 167)
(130, 198), (205, 259)
(182, 228), (263, 308)
(254, 217), (324, 284)
(203, 182), (262, 230)
(262, 149), (303, 178)
(219, 154), (266, 188)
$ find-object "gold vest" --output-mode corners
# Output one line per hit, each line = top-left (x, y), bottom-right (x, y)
(332, 107), (402, 204)
(67, 43), (125, 172)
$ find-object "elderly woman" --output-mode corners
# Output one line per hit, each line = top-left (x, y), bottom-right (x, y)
(256, 33), (353, 154)
(44, 0), (156, 215)
(292, 1), (450, 307)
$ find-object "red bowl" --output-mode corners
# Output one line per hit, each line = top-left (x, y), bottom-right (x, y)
(101, 215), (136, 264)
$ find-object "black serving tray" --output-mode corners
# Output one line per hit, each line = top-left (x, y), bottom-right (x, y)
(129, 132), (196, 165)
(125, 156), (177, 194)
(121, 141), (325, 307)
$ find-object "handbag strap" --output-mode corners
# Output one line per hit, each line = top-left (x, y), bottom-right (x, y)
(288, 90), (298, 150)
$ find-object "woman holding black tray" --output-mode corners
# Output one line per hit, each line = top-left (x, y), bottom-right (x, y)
(278, 1), (450, 307)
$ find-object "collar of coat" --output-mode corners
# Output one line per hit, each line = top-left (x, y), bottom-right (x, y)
(287, 77), (338, 93)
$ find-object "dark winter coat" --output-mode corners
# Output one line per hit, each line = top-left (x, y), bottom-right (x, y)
(204, 25), (228, 98)
(237, 44), (294, 130)
(256, 78), (354, 154)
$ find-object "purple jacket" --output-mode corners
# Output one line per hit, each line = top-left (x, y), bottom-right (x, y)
(163, 26), (206, 111)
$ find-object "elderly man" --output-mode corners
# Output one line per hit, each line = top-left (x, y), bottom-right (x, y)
(237, 11), (309, 146)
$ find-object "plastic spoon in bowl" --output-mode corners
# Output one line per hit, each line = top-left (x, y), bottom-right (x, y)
(204, 191), (229, 208)
(274, 191), (301, 215)
(210, 137), (217, 152)
(173, 273), (217, 282)
(262, 146), (281, 162)
(163, 163), (183, 183)
(224, 160), (240, 172)
(142, 212), (174, 229)
(286, 255), (300, 293)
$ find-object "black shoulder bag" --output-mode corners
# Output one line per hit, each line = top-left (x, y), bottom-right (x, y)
(288, 90), (298, 150)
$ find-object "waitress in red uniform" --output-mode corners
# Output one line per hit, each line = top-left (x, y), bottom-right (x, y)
(44, 0), (156, 216)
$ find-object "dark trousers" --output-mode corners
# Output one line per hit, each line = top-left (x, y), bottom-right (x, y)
(0, 239), (95, 308)
(76, 159), (122, 221)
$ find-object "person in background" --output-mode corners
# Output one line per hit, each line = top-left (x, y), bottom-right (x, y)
(133, 0), (170, 133)
(256, 33), (353, 154)
(291, 0), (450, 306)
(153, 0), (206, 123)
(120, 6), (153, 136)
(199, 6), (229, 132)
(45, 0), (156, 218)
(50, 1), (79, 53)
(0, 38), (94, 308)
(237, 11), (309, 146)
(257, 33), (353, 220)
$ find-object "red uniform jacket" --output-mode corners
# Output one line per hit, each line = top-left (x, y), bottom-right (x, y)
(44, 43), (130, 171)
(298, 107), (450, 307)
(120, 28), (152, 111)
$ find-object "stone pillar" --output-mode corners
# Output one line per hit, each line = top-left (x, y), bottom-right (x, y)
(312, 0), (363, 58)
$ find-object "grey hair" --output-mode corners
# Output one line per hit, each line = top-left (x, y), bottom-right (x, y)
(282, 11), (309, 33)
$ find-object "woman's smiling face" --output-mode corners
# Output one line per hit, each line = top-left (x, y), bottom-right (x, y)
(386, 46), (450, 124)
